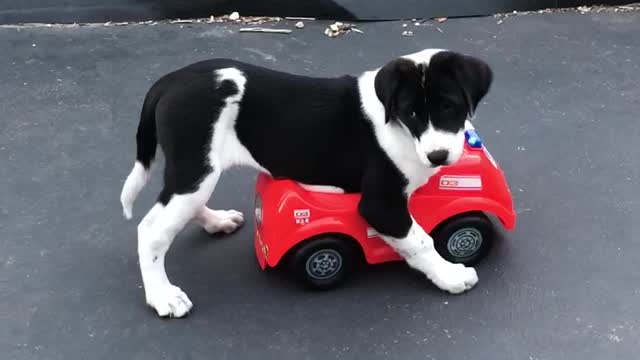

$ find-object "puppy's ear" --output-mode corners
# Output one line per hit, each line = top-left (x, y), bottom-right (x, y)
(450, 54), (493, 116)
(374, 58), (420, 123)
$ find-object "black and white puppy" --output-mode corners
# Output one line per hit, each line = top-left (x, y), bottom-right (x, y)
(120, 49), (493, 318)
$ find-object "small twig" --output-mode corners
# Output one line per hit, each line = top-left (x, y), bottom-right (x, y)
(170, 19), (195, 24)
(239, 27), (292, 34)
(285, 17), (316, 21)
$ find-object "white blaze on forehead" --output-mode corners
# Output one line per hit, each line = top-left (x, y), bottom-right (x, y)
(401, 49), (446, 89)
(401, 49), (446, 65)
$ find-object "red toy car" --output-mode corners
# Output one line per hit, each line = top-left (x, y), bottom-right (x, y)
(253, 128), (516, 289)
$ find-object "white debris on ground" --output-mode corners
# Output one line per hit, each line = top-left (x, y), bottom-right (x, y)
(204, 13), (284, 25)
(1, 4), (638, 29)
(295, 21), (305, 29)
(411, 17), (446, 34)
(0, 13), (288, 28)
(324, 21), (363, 37)
(401, 30), (414, 36)
(494, 3), (640, 24)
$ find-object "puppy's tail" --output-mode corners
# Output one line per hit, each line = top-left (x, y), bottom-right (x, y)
(120, 88), (161, 220)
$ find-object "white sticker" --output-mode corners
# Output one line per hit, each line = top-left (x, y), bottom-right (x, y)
(439, 175), (482, 190)
(294, 209), (310, 224)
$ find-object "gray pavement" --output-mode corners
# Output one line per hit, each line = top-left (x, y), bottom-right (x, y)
(1, 11), (639, 360)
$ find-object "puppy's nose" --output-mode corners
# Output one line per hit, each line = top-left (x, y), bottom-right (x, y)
(427, 149), (449, 166)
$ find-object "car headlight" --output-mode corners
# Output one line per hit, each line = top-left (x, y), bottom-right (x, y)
(254, 195), (263, 227)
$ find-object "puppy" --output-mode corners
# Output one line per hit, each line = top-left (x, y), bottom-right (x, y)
(120, 49), (493, 317)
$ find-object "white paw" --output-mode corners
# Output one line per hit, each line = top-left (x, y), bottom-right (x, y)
(198, 209), (244, 234)
(428, 263), (478, 294)
(145, 284), (193, 318)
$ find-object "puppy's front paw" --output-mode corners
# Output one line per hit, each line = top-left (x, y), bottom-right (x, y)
(429, 263), (478, 294)
(407, 254), (478, 294)
(145, 284), (193, 318)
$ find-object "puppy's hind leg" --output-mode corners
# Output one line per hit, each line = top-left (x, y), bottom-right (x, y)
(194, 206), (244, 235)
(137, 171), (220, 318)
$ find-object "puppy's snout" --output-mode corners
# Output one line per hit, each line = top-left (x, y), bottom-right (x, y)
(427, 149), (449, 166)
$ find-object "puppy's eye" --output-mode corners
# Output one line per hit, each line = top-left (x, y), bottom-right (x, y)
(440, 102), (455, 112)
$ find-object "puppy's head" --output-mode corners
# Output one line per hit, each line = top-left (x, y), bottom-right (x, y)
(374, 50), (493, 167)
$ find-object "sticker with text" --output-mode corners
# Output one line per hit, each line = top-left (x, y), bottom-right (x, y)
(439, 175), (482, 190)
(294, 209), (311, 224)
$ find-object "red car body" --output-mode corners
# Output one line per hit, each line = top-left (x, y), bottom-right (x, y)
(253, 129), (516, 270)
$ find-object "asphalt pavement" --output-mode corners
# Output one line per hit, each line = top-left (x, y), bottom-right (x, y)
(1, 10), (639, 360)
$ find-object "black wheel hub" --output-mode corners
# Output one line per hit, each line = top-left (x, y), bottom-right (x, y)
(447, 227), (483, 258)
(305, 249), (343, 280)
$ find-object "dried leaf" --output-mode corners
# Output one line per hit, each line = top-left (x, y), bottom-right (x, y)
(435, 17), (447, 23)
(324, 21), (360, 37)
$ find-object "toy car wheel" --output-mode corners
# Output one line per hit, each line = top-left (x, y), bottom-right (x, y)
(290, 236), (355, 290)
(432, 213), (494, 265)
